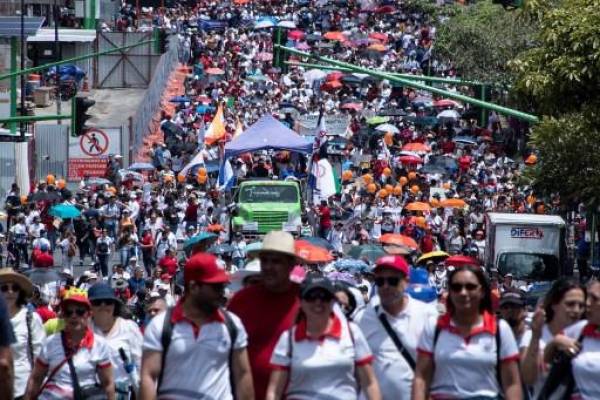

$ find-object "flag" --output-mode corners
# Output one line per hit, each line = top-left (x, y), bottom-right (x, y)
(196, 118), (206, 150)
(308, 110), (327, 190)
(204, 103), (226, 146)
(217, 159), (235, 191)
(234, 117), (244, 139)
(314, 158), (337, 203)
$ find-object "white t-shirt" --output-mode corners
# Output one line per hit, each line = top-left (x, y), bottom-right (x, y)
(91, 317), (143, 385)
(356, 298), (438, 400)
(270, 314), (373, 400)
(11, 307), (45, 397)
(564, 320), (600, 400)
(143, 304), (247, 400)
(417, 312), (519, 399)
(518, 323), (556, 397)
(37, 329), (111, 400)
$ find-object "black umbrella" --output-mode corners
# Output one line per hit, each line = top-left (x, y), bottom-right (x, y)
(379, 108), (408, 117)
(300, 236), (335, 251)
(29, 191), (62, 202)
(161, 121), (185, 138)
(341, 75), (362, 85)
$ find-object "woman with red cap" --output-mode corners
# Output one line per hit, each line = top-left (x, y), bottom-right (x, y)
(23, 288), (116, 400)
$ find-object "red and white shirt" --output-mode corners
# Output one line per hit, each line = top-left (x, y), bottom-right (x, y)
(36, 328), (111, 400)
(270, 314), (373, 400)
(417, 311), (519, 399)
(143, 301), (247, 400)
(564, 320), (600, 400)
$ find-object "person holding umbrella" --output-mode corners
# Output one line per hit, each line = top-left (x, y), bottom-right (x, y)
(0, 268), (45, 399)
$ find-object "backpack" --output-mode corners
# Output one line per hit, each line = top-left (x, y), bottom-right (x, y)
(157, 308), (238, 397)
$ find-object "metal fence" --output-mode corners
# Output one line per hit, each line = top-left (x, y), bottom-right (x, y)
(0, 142), (16, 201)
(129, 35), (179, 159)
(34, 124), (69, 182)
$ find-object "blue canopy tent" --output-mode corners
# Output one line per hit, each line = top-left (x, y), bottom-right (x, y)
(224, 115), (312, 159)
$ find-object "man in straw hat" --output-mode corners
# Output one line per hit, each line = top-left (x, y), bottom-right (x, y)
(229, 231), (302, 400)
(0, 294), (16, 399)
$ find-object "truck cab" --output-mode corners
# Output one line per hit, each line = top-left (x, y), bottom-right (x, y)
(232, 180), (302, 236)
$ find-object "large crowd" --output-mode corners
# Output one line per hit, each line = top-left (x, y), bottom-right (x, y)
(0, 0), (598, 399)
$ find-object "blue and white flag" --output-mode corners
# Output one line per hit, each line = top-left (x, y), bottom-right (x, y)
(218, 159), (235, 191)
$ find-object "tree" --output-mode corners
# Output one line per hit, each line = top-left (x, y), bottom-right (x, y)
(511, 0), (600, 207)
(434, 1), (537, 86)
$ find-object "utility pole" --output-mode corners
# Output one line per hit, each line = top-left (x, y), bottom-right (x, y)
(54, 0), (62, 124)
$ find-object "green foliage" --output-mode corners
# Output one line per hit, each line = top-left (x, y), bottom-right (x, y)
(435, 1), (536, 86)
(511, 0), (600, 207)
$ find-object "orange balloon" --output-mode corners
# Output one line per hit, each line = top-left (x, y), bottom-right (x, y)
(383, 167), (392, 177)
(363, 174), (373, 185)
(177, 174), (186, 183)
(378, 189), (389, 198)
(342, 170), (353, 181)
(20, 195), (27, 205)
(410, 185), (420, 194)
(399, 176), (408, 186)
(46, 174), (55, 185)
(384, 184), (394, 193)
(393, 185), (402, 196)
(442, 182), (451, 190)
(367, 183), (377, 193)
(197, 174), (207, 184)
(198, 167), (207, 177)
(56, 179), (66, 189)
(384, 132), (393, 146)
(107, 186), (117, 194)
(408, 171), (417, 181)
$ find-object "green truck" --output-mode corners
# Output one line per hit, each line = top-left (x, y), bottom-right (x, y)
(232, 180), (303, 235)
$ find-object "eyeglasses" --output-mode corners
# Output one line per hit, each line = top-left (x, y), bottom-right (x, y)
(91, 299), (114, 307)
(303, 291), (334, 303)
(449, 283), (480, 293)
(0, 283), (20, 293)
(63, 308), (88, 317)
(375, 277), (401, 287)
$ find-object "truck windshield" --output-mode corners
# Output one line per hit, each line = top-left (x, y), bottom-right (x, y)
(239, 185), (298, 203)
(497, 253), (560, 281)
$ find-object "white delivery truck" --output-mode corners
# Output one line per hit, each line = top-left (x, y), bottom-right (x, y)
(485, 213), (570, 283)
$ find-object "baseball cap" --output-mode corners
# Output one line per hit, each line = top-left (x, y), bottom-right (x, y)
(184, 253), (229, 284)
(300, 274), (335, 298)
(374, 255), (410, 276)
(500, 289), (526, 307)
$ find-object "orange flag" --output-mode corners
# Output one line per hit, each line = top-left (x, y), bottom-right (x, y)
(204, 103), (226, 145)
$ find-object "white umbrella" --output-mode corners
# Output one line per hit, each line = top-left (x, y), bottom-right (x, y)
(437, 109), (460, 120)
(277, 20), (296, 29)
(375, 123), (399, 133)
(303, 68), (327, 83)
(254, 20), (275, 29)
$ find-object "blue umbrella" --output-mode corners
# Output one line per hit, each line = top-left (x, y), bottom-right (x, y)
(128, 162), (155, 171)
(170, 96), (191, 103)
(49, 204), (81, 219)
(407, 284), (437, 303)
(453, 136), (477, 145)
(334, 258), (370, 273)
(245, 241), (262, 255)
(196, 105), (215, 114)
(183, 232), (217, 250)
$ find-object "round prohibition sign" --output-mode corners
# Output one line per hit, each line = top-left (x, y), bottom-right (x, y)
(80, 128), (109, 157)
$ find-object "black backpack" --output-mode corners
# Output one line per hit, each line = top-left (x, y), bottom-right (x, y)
(157, 308), (238, 397)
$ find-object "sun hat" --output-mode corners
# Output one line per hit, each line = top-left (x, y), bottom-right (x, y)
(0, 268), (33, 297)
(185, 252), (229, 284)
(88, 282), (120, 303)
(61, 287), (91, 309)
(300, 273), (336, 298)
(374, 255), (410, 276)
(256, 231), (298, 259)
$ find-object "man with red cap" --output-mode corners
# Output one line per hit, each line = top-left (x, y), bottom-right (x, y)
(356, 255), (438, 400)
(139, 253), (254, 400)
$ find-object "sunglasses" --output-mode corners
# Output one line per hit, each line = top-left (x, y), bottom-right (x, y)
(91, 299), (115, 307)
(375, 277), (401, 287)
(64, 308), (88, 317)
(0, 283), (20, 293)
(449, 283), (480, 293)
(303, 291), (334, 303)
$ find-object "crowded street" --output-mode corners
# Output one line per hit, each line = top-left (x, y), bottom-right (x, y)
(0, 0), (599, 399)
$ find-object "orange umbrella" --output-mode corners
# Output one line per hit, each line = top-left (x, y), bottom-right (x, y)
(440, 198), (467, 208)
(323, 31), (347, 41)
(295, 240), (334, 264)
(367, 43), (386, 52)
(402, 142), (431, 152)
(405, 202), (431, 212)
(234, 0), (250, 4)
(379, 234), (419, 250)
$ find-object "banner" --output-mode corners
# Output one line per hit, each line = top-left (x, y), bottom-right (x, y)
(298, 114), (350, 136)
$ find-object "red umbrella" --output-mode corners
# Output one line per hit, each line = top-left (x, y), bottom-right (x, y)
(341, 102), (363, 111)
(288, 30), (305, 41)
(433, 99), (460, 108)
(375, 5), (395, 14)
(445, 255), (480, 267)
(321, 80), (343, 91)
(326, 71), (344, 81)
(368, 32), (388, 43)
(323, 31), (347, 41)
(399, 155), (423, 165)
